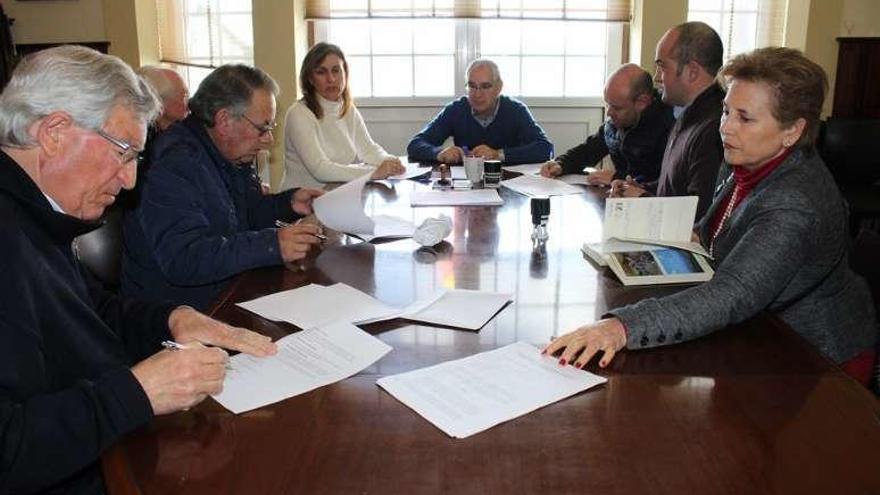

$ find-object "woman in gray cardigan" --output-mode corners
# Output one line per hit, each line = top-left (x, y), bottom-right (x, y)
(545, 47), (877, 384)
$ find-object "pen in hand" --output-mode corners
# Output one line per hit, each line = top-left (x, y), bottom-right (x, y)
(161, 340), (234, 370)
(275, 219), (327, 240)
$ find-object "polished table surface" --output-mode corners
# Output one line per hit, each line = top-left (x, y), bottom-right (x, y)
(105, 176), (880, 495)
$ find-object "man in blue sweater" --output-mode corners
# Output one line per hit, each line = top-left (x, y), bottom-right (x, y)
(122, 65), (325, 310)
(406, 59), (553, 164)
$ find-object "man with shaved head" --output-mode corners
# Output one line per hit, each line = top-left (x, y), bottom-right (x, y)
(541, 63), (674, 186)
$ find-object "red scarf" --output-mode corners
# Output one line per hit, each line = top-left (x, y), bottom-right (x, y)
(709, 148), (793, 257)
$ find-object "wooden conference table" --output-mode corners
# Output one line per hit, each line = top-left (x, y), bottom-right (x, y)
(104, 174), (880, 495)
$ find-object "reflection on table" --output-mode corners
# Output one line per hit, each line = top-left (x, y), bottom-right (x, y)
(104, 179), (880, 495)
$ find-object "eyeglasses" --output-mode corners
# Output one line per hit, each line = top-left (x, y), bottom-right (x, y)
(467, 81), (495, 92)
(93, 128), (144, 165)
(241, 114), (277, 137)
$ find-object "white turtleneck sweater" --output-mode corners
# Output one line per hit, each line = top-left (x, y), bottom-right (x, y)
(281, 95), (395, 189)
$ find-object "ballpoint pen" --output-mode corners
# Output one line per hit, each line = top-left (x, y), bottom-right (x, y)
(275, 219), (327, 240)
(162, 340), (234, 370)
(161, 340), (187, 351)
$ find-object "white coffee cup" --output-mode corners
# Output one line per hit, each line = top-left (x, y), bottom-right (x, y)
(463, 156), (484, 186)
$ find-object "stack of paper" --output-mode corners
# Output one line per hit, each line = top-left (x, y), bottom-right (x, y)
(502, 163), (544, 175)
(501, 173), (585, 197)
(411, 189), (504, 207)
(314, 174), (415, 241)
(214, 320), (392, 413)
(377, 342), (607, 438)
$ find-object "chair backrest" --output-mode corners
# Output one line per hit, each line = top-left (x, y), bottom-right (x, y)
(73, 206), (124, 288)
(817, 118), (880, 185)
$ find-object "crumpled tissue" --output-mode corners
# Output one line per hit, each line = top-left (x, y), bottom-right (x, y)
(412, 215), (452, 247)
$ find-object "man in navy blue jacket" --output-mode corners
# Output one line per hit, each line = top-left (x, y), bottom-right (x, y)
(406, 59), (553, 164)
(122, 65), (325, 310)
(0, 46), (276, 494)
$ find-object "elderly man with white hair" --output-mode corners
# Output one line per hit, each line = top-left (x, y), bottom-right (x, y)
(136, 65), (190, 131)
(0, 46), (276, 494)
(407, 58), (553, 164)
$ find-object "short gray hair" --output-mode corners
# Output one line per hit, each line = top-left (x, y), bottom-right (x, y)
(188, 64), (280, 127)
(0, 45), (161, 148)
(466, 58), (502, 84)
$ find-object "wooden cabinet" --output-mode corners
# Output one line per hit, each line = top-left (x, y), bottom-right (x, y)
(833, 37), (880, 118)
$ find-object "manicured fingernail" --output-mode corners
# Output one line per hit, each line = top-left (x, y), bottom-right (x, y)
(558, 358), (566, 366)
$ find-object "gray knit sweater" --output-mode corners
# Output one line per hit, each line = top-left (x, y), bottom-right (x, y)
(610, 148), (878, 363)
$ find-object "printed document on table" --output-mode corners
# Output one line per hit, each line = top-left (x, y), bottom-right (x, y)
(501, 174), (585, 197)
(377, 341), (607, 438)
(558, 174), (590, 186)
(402, 289), (512, 330)
(603, 196), (698, 244)
(502, 163), (543, 175)
(314, 174), (415, 240)
(411, 189), (503, 207)
(388, 157), (432, 180)
(236, 283), (401, 329)
(214, 320), (392, 414)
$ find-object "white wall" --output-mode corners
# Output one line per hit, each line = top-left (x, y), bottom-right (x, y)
(359, 104), (603, 159)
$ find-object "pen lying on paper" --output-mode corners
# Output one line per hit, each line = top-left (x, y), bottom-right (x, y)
(274, 220), (327, 240)
(161, 340), (234, 370)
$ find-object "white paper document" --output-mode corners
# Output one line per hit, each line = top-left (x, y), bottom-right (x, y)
(388, 157), (432, 180)
(236, 283), (401, 329)
(558, 173), (590, 186)
(501, 173), (585, 197)
(603, 196), (699, 243)
(402, 289), (512, 330)
(377, 342), (607, 438)
(214, 320), (392, 414)
(411, 189), (504, 207)
(313, 174), (415, 241)
(502, 163), (544, 175)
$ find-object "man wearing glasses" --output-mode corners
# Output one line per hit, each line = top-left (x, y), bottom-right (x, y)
(0, 46), (278, 494)
(407, 58), (553, 164)
(122, 64), (325, 310)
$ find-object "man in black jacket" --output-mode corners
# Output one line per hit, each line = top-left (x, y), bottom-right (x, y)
(540, 63), (674, 186)
(0, 46), (276, 494)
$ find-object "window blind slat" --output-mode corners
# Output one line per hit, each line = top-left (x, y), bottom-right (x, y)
(305, 0), (631, 21)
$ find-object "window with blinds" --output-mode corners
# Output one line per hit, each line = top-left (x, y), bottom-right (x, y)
(308, 0), (631, 101)
(156, 0), (254, 89)
(687, 0), (786, 60)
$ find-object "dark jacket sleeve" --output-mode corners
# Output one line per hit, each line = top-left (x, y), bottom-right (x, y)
(556, 123), (608, 174)
(501, 102), (554, 164)
(407, 103), (457, 161)
(234, 165), (299, 229)
(84, 267), (174, 362)
(0, 353), (153, 493)
(139, 143), (286, 287)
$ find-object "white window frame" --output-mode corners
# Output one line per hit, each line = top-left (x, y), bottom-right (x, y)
(312, 19), (623, 108)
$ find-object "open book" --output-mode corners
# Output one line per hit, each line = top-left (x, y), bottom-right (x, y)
(582, 197), (714, 285)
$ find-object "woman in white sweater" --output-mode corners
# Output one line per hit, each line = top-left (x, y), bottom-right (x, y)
(281, 42), (405, 189)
